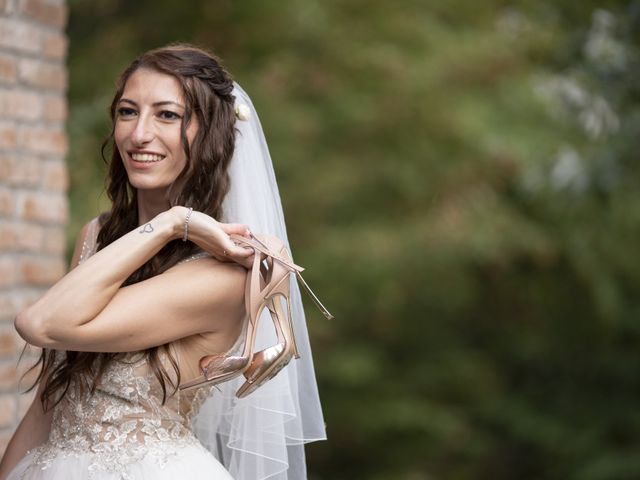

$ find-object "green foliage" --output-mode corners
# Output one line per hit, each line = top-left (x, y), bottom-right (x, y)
(66, 1), (640, 478)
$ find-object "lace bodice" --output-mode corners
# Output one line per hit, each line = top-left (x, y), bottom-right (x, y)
(24, 217), (219, 478)
(27, 351), (210, 478)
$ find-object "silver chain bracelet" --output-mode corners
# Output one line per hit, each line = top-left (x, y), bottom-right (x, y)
(182, 207), (193, 242)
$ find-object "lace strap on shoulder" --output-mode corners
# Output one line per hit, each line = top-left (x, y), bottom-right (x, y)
(176, 251), (211, 265)
(78, 216), (101, 265)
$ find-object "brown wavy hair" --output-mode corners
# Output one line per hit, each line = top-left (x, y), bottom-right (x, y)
(31, 44), (238, 410)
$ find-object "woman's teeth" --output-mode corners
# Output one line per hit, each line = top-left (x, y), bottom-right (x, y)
(131, 153), (164, 162)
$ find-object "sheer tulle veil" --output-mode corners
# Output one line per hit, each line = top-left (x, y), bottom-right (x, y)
(190, 82), (327, 480)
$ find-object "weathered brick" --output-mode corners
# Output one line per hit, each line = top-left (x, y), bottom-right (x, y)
(1, 5), (67, 438)
(0, 154), (10, 180)
(42, 160), (67, 191)
(0, 324), (19, 357)
(15, 221), (44, 251)
(13, 290), (42, 312)
(0, 53), (17, 84)
(0, 220), (45, 252)
(0, 0), (17, 14)
(0, 361), (18, 392)
(18, 190), (68, 223)
(43, 95), (66, 122)
(0, 89), (43, 121)
(20, 256), (65, 284)
(0, 122), (17, 149)
(1, 155), (40, 187)
(0, 293), (18, 320)
(41, 225), (65, 255)
(42, 31), (67, 60)
(17, 0), (68, 29)
(0, 396), (16, 427)
(0, 18), (41, 54)
(18, 58), (66, 91)
(16, 126), (67, 156)
(0, 187), (14, 215)
(0, 290), (41, 323)
(0, 221), (17, 249)
(0, 256), (17, 288)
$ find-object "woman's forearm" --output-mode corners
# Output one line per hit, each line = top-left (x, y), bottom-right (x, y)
(15, 207), (183, 345)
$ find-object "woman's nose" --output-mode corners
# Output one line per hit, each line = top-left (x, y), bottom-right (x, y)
(130, 115), (154, 145)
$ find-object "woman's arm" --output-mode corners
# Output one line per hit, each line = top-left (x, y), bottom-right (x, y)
(15, 206), (253, 352)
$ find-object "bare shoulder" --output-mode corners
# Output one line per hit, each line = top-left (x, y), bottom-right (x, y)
(69, 213), (106, 269)
(76, 213), (107, 243)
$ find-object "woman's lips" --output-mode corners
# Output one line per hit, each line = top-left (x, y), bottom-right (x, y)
(130, 152), (164, 162)
(128, 152), (165, 168)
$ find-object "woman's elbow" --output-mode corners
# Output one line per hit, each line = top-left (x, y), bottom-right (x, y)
(14, 308), (50, 348)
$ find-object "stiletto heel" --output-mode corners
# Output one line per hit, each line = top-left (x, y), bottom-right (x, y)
(287, 293), (301, 359)
(294, 270), (334, 320)
(231, 233), (332, 398)
(236, 290), (294, 398)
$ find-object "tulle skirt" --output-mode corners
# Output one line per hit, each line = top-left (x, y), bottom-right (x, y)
(7, 444), (234, 480)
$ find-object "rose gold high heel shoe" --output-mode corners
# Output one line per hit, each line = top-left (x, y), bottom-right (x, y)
(231, 233), (333, 398)
(179, 242), (277, 391)
(235, 244), (298, 398)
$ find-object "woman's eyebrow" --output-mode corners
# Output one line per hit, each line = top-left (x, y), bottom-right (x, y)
(153, 100), (185, 109)
(118, 98), (185, 109)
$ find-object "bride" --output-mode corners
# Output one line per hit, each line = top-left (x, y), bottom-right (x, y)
(0, 44), (328, 480)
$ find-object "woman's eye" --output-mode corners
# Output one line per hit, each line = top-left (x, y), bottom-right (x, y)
(117, 107), (136, 117)
(159, 110), (181, 120)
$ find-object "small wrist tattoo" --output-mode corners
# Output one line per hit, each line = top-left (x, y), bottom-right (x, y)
(139, 223), (154, 234)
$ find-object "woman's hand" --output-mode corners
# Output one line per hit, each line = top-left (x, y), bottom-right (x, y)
(170, 206), (255, 268)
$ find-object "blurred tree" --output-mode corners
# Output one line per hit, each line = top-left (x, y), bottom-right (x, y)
(65, 1), (640, 478)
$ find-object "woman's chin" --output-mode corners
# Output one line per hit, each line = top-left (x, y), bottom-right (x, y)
(128, 178), (172, 195)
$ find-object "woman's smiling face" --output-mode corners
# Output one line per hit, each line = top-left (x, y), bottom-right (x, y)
(114, 68), (199, 194)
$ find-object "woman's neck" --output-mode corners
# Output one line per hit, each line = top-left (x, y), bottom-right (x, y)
(136, 189), (171, 225)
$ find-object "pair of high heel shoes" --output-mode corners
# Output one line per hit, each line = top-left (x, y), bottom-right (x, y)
(179, 233), (332, 398)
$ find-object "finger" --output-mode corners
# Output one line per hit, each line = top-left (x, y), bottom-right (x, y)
(220, 223), (252, 237)
(228, 252), (255, 269)
(221, 236), (254, 258)
(218, 245), (255, 268)
(228, 245), (255, 258)
(240, 256), (255, 269)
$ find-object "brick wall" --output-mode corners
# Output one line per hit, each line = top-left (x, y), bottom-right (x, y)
(0, 0), (68, 453)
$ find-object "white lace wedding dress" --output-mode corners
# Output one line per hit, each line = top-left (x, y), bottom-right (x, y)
(7, 219), (234, 480)
(7, 349), (233, 480)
